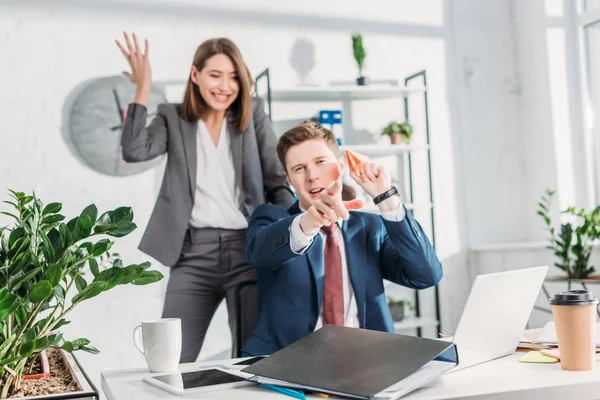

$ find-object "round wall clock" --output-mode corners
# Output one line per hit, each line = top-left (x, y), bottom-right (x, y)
(64, 75), (167, 176)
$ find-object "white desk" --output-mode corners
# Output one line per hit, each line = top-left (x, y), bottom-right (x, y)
(101, 353), (600, 400)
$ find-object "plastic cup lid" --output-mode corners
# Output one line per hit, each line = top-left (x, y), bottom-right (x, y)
(550, 289), (600, 306)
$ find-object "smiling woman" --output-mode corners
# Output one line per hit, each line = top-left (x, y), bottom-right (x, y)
(115, 32), (295, 363)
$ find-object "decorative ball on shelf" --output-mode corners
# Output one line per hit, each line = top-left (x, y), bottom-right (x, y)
(290, 37), (316, 86)
(63, 75), (167, 176)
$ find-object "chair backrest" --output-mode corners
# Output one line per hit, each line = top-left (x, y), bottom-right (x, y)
(232, 279), (258, 358)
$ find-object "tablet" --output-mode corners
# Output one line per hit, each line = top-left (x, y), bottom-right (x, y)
(143, 367), (254, 395)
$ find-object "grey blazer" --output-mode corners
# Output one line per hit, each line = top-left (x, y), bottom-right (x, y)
(121, 97), (295, 266)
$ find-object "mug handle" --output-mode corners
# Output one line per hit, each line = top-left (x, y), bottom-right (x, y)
(133, 325), (144, 355)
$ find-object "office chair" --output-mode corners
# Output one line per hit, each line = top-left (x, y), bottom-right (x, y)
(232, 279), (257, 358)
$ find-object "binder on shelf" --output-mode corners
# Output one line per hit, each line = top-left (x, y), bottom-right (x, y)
(242, 325), (458, 400)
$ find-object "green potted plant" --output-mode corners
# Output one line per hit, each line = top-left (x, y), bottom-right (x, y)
(382, 121), (413, 144)
(352, 34), (367, 85)
(387, 296), (413, 322)
(537, 188), (600, 279)
(0, 189), (164, 398)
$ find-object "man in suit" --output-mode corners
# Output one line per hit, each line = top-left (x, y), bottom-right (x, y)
(242, 121), (443, 356)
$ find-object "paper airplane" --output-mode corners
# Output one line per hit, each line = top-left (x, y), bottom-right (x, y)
(345, 149), (370, 173)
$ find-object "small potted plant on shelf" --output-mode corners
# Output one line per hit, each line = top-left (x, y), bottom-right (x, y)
(387, 296), (413, 322)
(352, 34), (367, 85)
(382, 121), (413, 144)
(537, 188), (600, 279)
(0, 189), (164, 399)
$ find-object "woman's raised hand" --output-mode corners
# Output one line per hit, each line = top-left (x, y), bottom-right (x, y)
(116, 32), (151, 104)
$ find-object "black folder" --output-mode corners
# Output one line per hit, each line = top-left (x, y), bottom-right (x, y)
(242, 325), (458, 399)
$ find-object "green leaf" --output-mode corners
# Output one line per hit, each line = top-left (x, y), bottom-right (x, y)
(59, 223), (73, 248)
(79, 242), (93, 254)
(80, 345), (100, 354)
(139, 261), (152, 270)
(0, 289), (19, 322)
(61, 341), (74, 353)
(107, 221), (137, 238)
(29, 280), (53, 303)
(72, 281), (107, 304)
(7, 189), (24, 200)
(89, 258), (100, 277)
(0, 334), (16, 360)
(54, 285), (65, 301)
(47, 228), (63, 257)
(92, 239), (112, 257)
(21, 196), (33, 205)
(94, 212), (116, 232)
(0, 212), (18, 221)
(13, 306), (26, 327)
(132, 270), (164, 285)
(3, 200), (18, 209)
(75, 215), (93, 240)
(40, 232), (56, 262)
(11, 266), (43, 291)
(81, 204), (98, 226)
(75, 275), (87, 292)
(19, 340), (36, 358)
(111, 207), (134, 223)
(94, 267), (124, 291)
(41, 214), (65, 225)
(42, 202), (62, 215)
(120, 265), (145, 285)
(47, 263), (62, 287)
(113, 259), (123, 269)
(72, 338), (90, 347)
(10, 251), (32, 275)
(53, 319), (70, 330)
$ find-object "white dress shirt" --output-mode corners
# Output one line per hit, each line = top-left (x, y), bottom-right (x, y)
(189, 119), (247, 229)
(289, 202), (406, 329)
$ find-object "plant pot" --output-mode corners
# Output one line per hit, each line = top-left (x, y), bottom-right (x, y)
(11, 348), (99, 400)
(389, 133), (403, 144)
(389, 304), (405, 322)
(23, 350), (50, 380)
(356, 76), (367, 86)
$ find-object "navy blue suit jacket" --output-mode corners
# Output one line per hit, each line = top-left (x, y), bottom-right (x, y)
(241, 201), (443, 356)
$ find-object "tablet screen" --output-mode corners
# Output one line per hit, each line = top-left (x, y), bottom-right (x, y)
(153, 369), (247, 389)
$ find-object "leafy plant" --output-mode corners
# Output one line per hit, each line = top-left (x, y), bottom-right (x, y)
(382, 121), (413, 143)
(0, 190), (164, 398)
(386, 296), (414, 311)
(352, 34), (366, 76)
(537, 188), (600, 279)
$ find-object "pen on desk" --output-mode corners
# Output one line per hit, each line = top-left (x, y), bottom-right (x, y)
(259, 383), (306, 400)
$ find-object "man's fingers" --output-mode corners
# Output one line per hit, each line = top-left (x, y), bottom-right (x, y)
(344, 199), (364, 210)
(369, 163), (382, 179)
(314, 201), (340, 224)
(326, 178), (342, 195)
(308, 206), (333, 227)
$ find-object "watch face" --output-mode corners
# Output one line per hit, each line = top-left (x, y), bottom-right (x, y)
(64, 75), (167, 176)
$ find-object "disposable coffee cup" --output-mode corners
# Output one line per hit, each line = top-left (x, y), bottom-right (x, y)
(550, 290), (599, 371)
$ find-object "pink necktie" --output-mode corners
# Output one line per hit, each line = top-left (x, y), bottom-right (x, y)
(321, 224), (344, 326)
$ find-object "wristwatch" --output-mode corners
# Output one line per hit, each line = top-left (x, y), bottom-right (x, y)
(373, 186), (399, 205)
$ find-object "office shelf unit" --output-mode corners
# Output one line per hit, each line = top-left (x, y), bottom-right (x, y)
(255, 69), (440, 337)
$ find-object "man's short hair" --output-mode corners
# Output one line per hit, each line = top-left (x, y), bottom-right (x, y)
(276, 121), (340, 172)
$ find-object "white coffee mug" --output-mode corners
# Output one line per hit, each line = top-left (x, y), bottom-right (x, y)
(133, 318), (182, 372)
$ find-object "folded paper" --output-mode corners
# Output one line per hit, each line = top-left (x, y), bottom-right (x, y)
(345, 149), (370, 173)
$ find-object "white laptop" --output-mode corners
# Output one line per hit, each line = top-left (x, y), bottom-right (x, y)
(443, 265), (548, 372)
